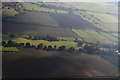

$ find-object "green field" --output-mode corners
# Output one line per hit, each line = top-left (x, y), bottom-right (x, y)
(2, 6), (19, 17)
(67, 2), (118, 14)
(0, 46), (19, 52)
(13, 38), (78, 49)
(72, 29), (117, 43)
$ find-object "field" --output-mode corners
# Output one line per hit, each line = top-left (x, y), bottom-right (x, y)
(2, 6), (19, 17)
(13, 38), (78, 49)
(3, 48), (118, 78)
(2, 2), (119, 78)
(72, 29), (117, 43)
(0, 46), (19, 52)
(67, 2), (118, 14)
(22, 2), (68, 14)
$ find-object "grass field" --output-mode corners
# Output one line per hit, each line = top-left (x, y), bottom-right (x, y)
(21, 2), (68, 14)
(72, 29), (117, 43)
(2, 6), (19, 17)
(67, 2), (118, 14)
(13, 38), (78, 49)
(0, 46), (19, 52)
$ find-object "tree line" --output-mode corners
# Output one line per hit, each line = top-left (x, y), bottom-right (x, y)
(1, 40), (103, 54)
(25, 35), (67, 41)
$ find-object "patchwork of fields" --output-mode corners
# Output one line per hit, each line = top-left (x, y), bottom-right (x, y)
(2, 2), (119, 78)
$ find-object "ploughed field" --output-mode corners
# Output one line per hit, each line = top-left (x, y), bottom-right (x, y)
(3, 47), (118, 78)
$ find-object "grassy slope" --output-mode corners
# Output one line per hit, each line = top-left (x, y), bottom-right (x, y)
(67, 2), (118, 33)
(2, 6), (18, 16)
(22, 2), (68, 14)
(72, 29), (117, 43)
(67, 2), (117, 14)
(2, 2), (118, 44)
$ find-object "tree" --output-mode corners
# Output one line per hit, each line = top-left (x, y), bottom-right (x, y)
(28, 35), (32, 39)
(9, 33), (16, 37)
(43, 45), (47, 50)
(74, 38), (78, 42)
(25, 43), (31, 48)
(36, 43), (43, 49)
(19, 43), (24, 47)
(2, 41), (6, 46)
(78, 48), (84, 53)
(7, 40), (14, 47)
(54, 45), (57, 49)
(84, 45), (97, 54)
(68, 47), (75, 53)
(33, 36), (38, 40)
(58, 46), (66, 51)
(47, 45), (52, 51)
(77, 41), (83, 47)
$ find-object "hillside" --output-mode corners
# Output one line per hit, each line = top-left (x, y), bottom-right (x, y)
(3, 49), (117, 78)
(2, 2), (118, 44)
(2, 2), (118, 78)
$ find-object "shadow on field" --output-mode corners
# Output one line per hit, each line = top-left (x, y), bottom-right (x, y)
(2, 51), (118, 78)
(3, 55), (90, 78)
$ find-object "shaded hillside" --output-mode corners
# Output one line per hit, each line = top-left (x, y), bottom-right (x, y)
(3, 49), (118, 78)
(49, 13), (97, 30)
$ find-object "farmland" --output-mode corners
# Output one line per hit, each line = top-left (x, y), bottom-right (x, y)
(13, 37), (78, 49)
(0, 46), (19, 52)
(3, 48), (118, 78)
(2, 2), (118, 78)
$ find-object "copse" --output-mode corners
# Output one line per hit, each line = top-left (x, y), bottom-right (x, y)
(84, 44), (97, 54)
(6, 40), (15, 47)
